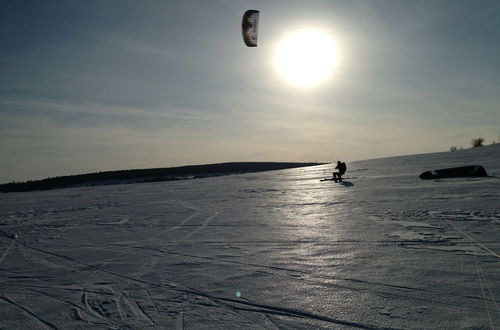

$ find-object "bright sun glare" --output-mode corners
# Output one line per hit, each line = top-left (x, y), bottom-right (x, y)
(275, 29), (338, 87)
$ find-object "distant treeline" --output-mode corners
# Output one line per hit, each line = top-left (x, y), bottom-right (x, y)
(0, 162), (323, 193)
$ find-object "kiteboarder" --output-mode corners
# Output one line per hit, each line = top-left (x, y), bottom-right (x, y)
(333, 161), (347, 182)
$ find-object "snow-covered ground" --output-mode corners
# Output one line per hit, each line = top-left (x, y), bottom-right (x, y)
(1, 145), (499, 329)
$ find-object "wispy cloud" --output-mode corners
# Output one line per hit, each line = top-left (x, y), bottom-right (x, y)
(0, 98), (215, 123)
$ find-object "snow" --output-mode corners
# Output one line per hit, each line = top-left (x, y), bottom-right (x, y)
(1, 145), (499, 329)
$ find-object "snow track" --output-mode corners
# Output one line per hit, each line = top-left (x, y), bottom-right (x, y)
(0, 295), (57, 330)
(2, 234), (391, 329)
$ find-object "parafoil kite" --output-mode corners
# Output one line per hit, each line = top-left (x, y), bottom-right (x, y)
(242, 10), (259, 47)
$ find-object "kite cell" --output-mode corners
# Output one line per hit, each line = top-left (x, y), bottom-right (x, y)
(242, 10), (259, 47)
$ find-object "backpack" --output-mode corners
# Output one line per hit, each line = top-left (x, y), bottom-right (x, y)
(340, 162), (347, 174)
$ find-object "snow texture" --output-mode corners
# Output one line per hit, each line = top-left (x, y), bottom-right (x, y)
(1, 144), (499, 329)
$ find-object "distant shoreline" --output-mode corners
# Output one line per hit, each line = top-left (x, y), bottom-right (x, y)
(0, 162), (324, 193)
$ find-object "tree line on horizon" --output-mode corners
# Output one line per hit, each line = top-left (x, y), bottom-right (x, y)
(0, 162), (323, 193)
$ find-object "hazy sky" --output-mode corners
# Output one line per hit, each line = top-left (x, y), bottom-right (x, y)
(1, 0), (499, 182)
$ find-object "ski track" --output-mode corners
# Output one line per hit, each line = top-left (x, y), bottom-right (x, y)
(154, 200), (201, 236)
(187, 289), (395, 330)
(444, 218), (499, 258)
(0, 295), (58, 330)
(0, 239), (15, 264)
(475, 259), (500, 317)
(177, 211), (219, 242)
(215, 295), (282, 330)
(142, 284), (159, 315)
(104, 242), (500, 309)
(159, 212), (198, 234)
(120, 291), (155, 325)
(82, 283), (115, 325)
(477, 270), (495, 330)
(2, 234), (397, 330)
(6, 232), (499, 328)
(175, 311), (184, 330)
(25, 287), (111, 326)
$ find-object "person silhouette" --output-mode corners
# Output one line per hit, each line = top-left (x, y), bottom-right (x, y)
(333, 161), (347, 182)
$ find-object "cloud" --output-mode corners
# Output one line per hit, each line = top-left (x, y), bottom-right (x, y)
(0, 98), (216, 126)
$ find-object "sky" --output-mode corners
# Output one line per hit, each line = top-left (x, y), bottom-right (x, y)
(1, 0), (499, 182)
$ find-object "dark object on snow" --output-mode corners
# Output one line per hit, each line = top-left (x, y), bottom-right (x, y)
(419, 165), (487, 180)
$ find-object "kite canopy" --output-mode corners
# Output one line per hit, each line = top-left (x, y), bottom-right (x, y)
(242, 10), (259, 47)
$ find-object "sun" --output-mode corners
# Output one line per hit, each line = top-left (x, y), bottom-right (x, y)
(274, 29), (338, 87)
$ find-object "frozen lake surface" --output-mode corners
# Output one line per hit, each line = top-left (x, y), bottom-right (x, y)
(1, 145), (499, 329)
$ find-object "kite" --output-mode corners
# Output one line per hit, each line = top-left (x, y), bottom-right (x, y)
(242, 10), (259, 47)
